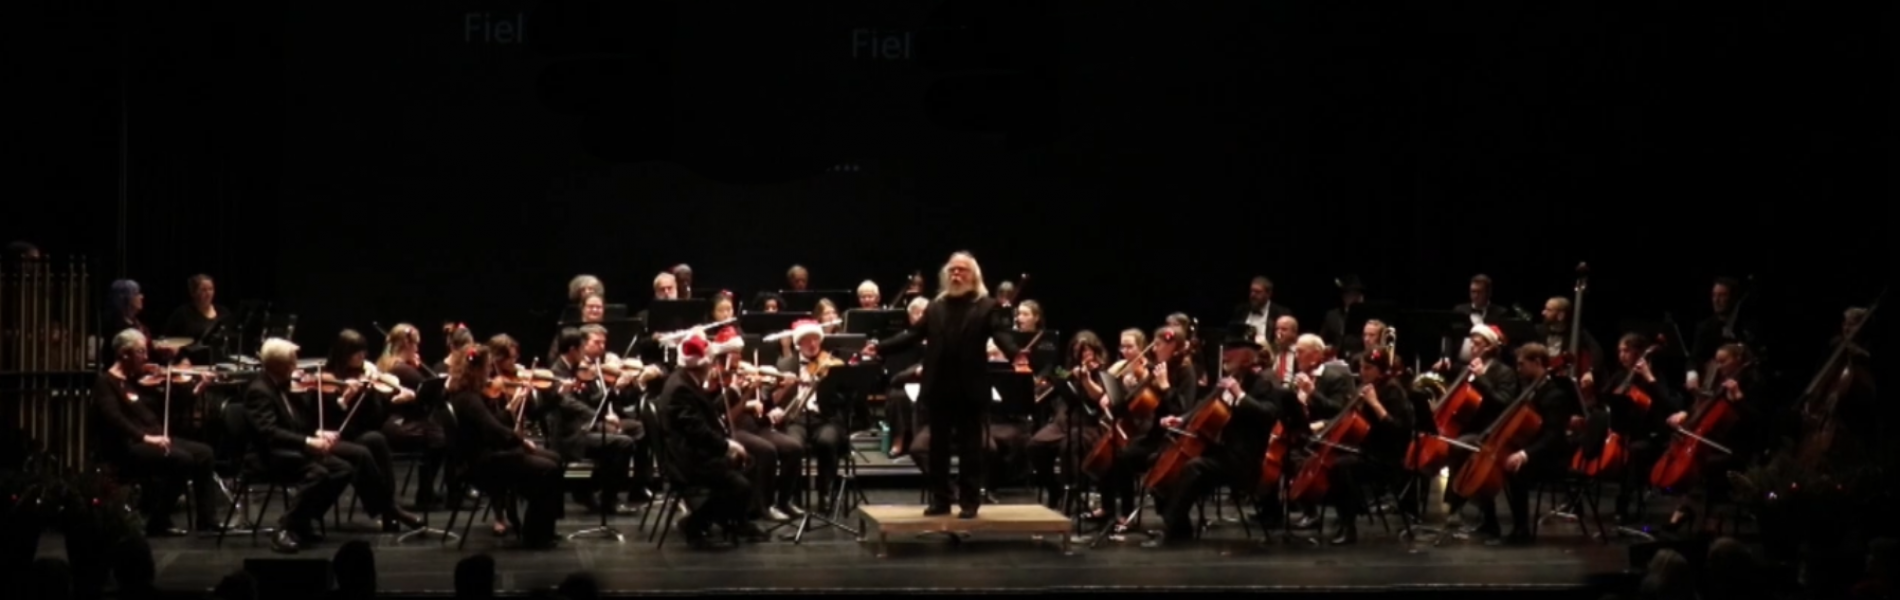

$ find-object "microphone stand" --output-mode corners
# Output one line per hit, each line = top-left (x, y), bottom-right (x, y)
(567, 362), (625, 542)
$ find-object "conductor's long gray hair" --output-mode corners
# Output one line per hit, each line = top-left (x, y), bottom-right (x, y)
(936, 251), (989, 299)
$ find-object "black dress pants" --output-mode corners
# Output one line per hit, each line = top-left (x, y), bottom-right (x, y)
(785, 413), (844, 500)
(470, 448), (562, 543)
(263, 450), (353, 529)
(680, 466), (752, 533)
(1159, 454), (1233, 537)
(563, 433), (635, 504)
(1028, 417), (1100, 504)
(733, 421), (803, 509)
(117, 438), (220, 529)
(381, 414), (448, 504)
(1099, 437), (1165, 518)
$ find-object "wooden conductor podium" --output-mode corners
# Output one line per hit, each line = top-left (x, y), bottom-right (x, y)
(858, 504), (1075, 557)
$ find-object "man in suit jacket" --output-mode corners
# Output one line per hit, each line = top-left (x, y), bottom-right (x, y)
(1291, 334), (1356, 423)
(1499, 344), (1580, 543)
(1437, 324), (1519, 540)
(1451, 274), (1505, 362)
(243, 338), (353, 553)
(659, 334), (767, 547)
(544, 328), (637, 514)
(1145, 333), (1283, 547)
(1231, 276), (1295, 348)
(867, 251), (1021, 518)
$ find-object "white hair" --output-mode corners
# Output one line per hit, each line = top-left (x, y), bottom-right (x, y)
(567, 274), (603, 301)
(111, 328), (147, 356)
(936, 251), (989, 299)
(652, 272), (675, 289)
(1294, 334), (1327, 353)
(260, 337), (300, 368)
(857, 280), (879, 295)
(907, 296), (928, 313)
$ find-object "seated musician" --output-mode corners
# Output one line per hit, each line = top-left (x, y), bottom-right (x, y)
(659, 333), (771, 546)
(1144, 332), (1281, 548)
(1432, 324), (1519, 539)
(314, 329), (425, 532)
(1027, 331), (1108, 511)
(752, 291), (785, 313)
(444, 345), (562, 549)
(709, 326), (805, 521)
(1319, 348), (1414, 545)
(1660, 342), (1763, 532)
(882, 297), (929, 459)
(1344, 319), (1388, 373)
(375, 324), (448, 508)
(1579, 333), (1680, 524)
(767, 320), (847, 513)
(102, 279), (178, 369)
(1495, 343), (1580, 544)
(91, 329), (224, 536)
(1536, 296), (1602, 369)
(1288, 334), (1356, 528)
(544, 327), (639, 514)
(160, 274), (231, 362)
(578, 323), (663, 501)
(482, 334), (560, 535)
(1233, 276), (1294, 348)
(242, 338), (355, 553)
(1264, 316), (1301, 389)
(856, 280), (881, 309)
(671, 264), (694, 299)
(567, 274), (604, 306)
(786, 264), (810, 291)
(815, 298), (842, 334)
(436, 322), (475, 374)
(1087, 326), (1195, 531)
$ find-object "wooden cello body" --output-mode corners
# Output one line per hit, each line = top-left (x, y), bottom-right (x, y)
(1144, 396), (1231, 490)
(1648, 390), (1740, 491)
(1403, 369), (1483, 472)
(1451, 376), (1547, 501)
(1255, 422), (1288, 496)
(1081, 379), (1159, 478)
(1287, 405), (1371, 503)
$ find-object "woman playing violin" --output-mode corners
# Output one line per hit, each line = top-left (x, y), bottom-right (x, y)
(90, 329), (225, 535)
(1026, 331), (1107, 512)
(445, 344), (563, 548)
(312, 329), (425, 531)
(375, 323), (450, 508)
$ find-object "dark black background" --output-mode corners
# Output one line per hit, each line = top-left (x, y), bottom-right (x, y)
(4, 1), (1884, 375)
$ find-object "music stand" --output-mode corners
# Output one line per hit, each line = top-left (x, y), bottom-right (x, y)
(559, 303), (629, 323)
(788, 369), (871, 543)
(821, 334), (868, 356)
(1497, 318), (1535, 350)
(742, 334), (785, 368)
(644, 300), (711, 333)
(778, 290), (853, 313)
(396, 377), (457, 543)
(739, 312), (809, 337)
(843, 309), (908, 338)
(559, 318), (644, 358)
(1400, 309), (1470, 365)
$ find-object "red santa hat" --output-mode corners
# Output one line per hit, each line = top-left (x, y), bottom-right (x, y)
(1470, 324), (1505, 345)
(680, 328), (745, 368)
(790, 319), (825, 343)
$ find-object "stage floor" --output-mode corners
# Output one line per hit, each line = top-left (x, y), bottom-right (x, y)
(36, 486), (1647, 595)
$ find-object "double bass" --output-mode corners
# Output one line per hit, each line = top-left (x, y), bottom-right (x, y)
(1144, 360), (1231, 490)
(1648, 359), (1750, 491)
(1553, 263), (1593, 377)
(1450, 373), (1550, 501)
(1794, 289), (1881, 467)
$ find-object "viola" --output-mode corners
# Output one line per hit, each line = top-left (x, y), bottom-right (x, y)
(1402, 365), (1485, 472)
(1287, 384), (1376, 503)
(1450, 374), (1550, 501)
(292, 371), (396, 396)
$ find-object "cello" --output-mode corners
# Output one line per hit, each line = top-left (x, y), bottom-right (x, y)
(1552, 263), (1593, 377)
(1450, 373), (1550, 501)
(1648, 357), (1750, 491)
(1569, 341), (1659, 477)
(1794, 289), (1882, 467)
(1081, 334), (1167, 478)
(1287, 383), (1375, 503)
(1402, 365), (1485, 473)
(1144, 359), (1232, 490)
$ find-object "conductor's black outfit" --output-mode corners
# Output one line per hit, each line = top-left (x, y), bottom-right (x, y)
(873, 291), (1019, 516)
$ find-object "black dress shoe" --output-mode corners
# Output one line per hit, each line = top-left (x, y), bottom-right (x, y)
(146, 527), (189, 537)
(1329, 525), (1358, 545)
(271, 530), (301, 554)
(731, 521), (770, 543)
(923, 503), (952, 517)
(1293, 514), (1322, 530)
(957, 506), (979, 519)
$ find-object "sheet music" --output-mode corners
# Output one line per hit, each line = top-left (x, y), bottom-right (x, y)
(904, 383), (920, 401)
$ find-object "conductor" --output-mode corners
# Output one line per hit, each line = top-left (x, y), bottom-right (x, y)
(865, 251), (1021, 518)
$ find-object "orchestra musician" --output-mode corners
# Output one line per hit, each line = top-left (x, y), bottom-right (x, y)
(864, 251), (1022, 518)
(101, 279), (171, 369)
(1661, 342), (1763, 532)
(1287, 334), (1355, 528)
(1581, 333), (1681, 524)
(753, 291), (785, 313)
(1233, 276), (1294, 348)
(1687, 277), (1750, 392)
(445, 344), (562, 549)
(1318, 347), (1413, 545)
(1536, 296), (1601, 370)
(1495, 344), (1581, 544)
(1453, 275), (1503, 362)
(160, 274), (231, 360)
(378, 323), (447, 509)
(1145, 331), (1281, 548)
(1432, 324), (1519, 539)
(1027, 331), (1107, 511)
(544, 327), (639, 514)
(1824, 307), (1877, 446)
(1343, 319), (1388, 372)
(242, 338), (355, 553)
(567, 274), (605, 305)
(1087, 325), (1194, 529)
(315, 330), (426, 531)
(856, 280), (881, 309)
(660, 331), (771, 546)
(436, 323), (475, 374)
(1264, 316), (1301, 388)
(91, 329), (224, 536)
(881, 297), (930, 459)
(709, 322), (805, 521)
(767, 320), (847, 513)
(1319, 275), (1366, 354)
(671, 264), (694, 299)
(786, 265), (810, 291)
(814, 298), (842, 334)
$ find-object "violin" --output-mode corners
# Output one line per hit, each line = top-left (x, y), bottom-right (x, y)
(135, 363), (220, 387)
(777, 351), (844, 424)
(292, 370), (397, 396)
